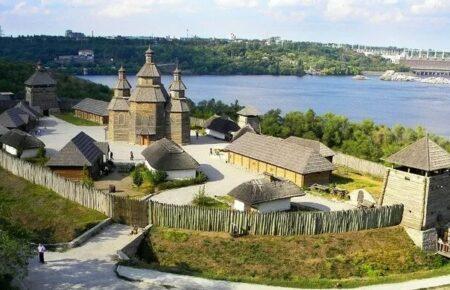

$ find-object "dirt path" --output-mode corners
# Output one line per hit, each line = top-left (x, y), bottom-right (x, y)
(23, 224), (156, 289)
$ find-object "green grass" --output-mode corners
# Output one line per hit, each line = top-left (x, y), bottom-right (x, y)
(133, 226), (450, 289)
(53, 112), (101, 126)
(331, 166), (384, 199)
(0, 167), (106, 243)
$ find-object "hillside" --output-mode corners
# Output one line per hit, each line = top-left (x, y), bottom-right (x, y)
(0, 59), (112, 101)
(0, 36), (405, 76)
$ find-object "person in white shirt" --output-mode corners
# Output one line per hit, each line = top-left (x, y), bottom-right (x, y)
(38, 243), (46, 264)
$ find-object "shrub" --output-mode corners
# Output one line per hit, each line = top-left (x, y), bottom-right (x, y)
(158, 172), (208, 190)
(132, 168), (144, 187)
(81, 166), (94, 188)
(37, 147), (46, 158)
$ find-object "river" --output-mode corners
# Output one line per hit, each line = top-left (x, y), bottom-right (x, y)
(79, 75), (450, 137)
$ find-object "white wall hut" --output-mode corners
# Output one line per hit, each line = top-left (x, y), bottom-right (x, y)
(0, 129), (45, 158)
(141, 138), (199, 180)
(228, 178), (306, 213)
(205, 116), (240, 141)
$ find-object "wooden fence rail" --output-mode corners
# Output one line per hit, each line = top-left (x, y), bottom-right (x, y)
(0, 151), (114, 216)
(149, 202), (404, 236)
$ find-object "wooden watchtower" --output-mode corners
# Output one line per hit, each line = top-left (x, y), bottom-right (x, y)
(380, 136), (450, 231)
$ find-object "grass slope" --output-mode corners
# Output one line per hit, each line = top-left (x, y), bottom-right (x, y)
(53, 112), (101, 126)
(135, 227), (449, 288)
(332, 166), (384, 199)
(0, 168), (106, 243)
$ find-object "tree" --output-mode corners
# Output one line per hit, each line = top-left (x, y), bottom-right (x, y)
(0, 231), (32, 288)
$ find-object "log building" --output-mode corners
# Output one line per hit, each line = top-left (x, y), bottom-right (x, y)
(73, 98), (109, 125)
(225, 133), (334, 187)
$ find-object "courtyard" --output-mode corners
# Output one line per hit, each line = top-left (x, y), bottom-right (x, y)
(36, 115), (356, 211)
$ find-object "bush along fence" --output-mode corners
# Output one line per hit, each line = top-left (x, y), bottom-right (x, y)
(333, 152), (387, 178)
(149, 201), (404, 236)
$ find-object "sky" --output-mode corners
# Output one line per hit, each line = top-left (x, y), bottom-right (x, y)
(1, 0), (450, 50)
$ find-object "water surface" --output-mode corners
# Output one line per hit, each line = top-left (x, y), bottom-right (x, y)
(80, 75), (450, 137)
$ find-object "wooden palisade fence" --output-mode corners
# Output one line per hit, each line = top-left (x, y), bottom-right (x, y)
(333, 152), (387, 178)
(149, 201), (404, 236)
(0, 150), (114, 216)
(0, 150), (404, 235)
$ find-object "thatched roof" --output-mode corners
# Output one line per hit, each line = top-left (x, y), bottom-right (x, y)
(0, 125), (9, 136)
(385, 136), (450, 171)
(284, 136), (335, 158)
(0, 129), (44, 150)
(47, 132), (106, 167)
(0, 107), (30, 129)
(24, 64), (56, 86)
(231, 125), (256, 142)
(14, 101), (41, 119)
(142, 138), (199, 171)
(237, 106), (261, 116)
(73, 98), (109, 116)
(225, 133), (334, 175)
(228, 178), (305, 206)
(205, 116), (240, 134)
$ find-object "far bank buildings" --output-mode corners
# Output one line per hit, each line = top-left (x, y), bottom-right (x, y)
(108, 47), (190, 146)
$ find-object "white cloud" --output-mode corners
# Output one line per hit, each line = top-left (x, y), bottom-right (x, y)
(410, 0), (450, 15)
(215, 0), (259, 8)
(93, 0), (183, 18)
(268, 0), (316, 7)
(9, 1), (50, 15)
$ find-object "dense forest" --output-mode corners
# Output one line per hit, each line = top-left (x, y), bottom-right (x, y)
(0, 59), (112, 101)
(0, 36), (406, 76)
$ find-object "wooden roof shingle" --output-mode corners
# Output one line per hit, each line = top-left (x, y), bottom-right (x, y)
(284, 136), (335, 158)
(385, 136), (450, 171)
(47, 132), (106, 167)
(73, 98), (109, 116)
(225, 133), (334, 175)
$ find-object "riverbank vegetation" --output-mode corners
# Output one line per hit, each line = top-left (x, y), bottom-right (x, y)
(260, 108), (450, 162)
(0, 36), (404, 76)
(133, 226), (448, 288)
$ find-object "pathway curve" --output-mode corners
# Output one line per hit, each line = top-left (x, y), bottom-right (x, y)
(118, 265), (450, 290)
(23, 224), (157, 289)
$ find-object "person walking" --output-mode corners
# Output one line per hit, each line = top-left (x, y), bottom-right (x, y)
(195, 129), (199, 140)
(38, 243), (46, 264)
(109, 151), (114, 160)
(130, 150), (134, 161)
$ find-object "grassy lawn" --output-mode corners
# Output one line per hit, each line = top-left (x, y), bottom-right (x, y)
(134, 226), (449, 289)
(53, 112), (101, 126)
(0, 168), (106, 243)
(331, 166), (384, 199)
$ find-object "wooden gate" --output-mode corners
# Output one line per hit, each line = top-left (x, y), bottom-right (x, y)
(112, 196), (148, 227)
